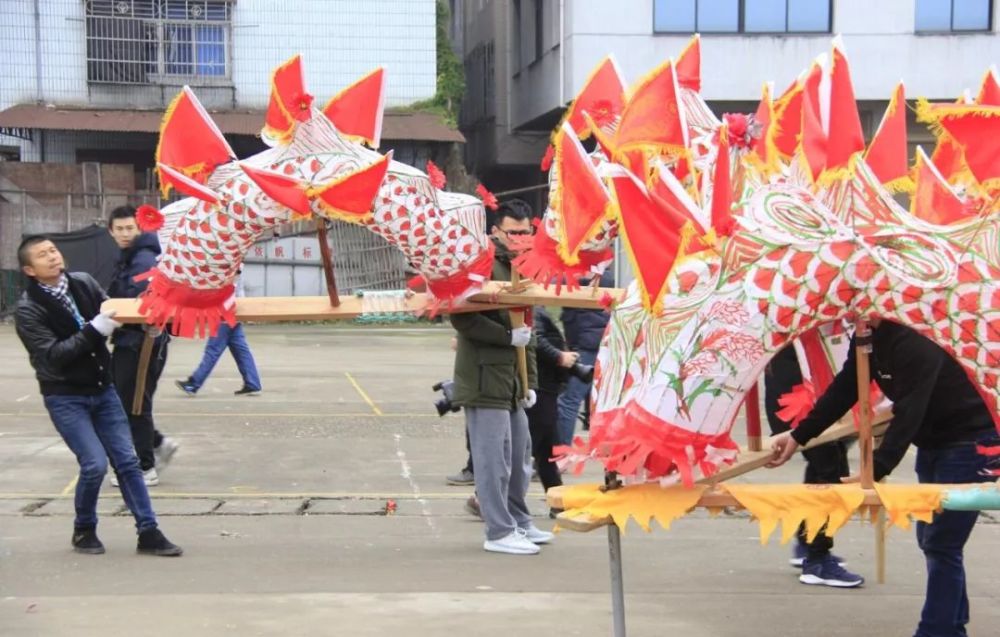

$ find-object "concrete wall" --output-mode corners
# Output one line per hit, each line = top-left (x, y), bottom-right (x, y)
(507, 0), (1000, 128)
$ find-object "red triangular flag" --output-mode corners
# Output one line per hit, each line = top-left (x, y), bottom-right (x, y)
(825, 45), (865, 174)
(612, 172), (684, 314)
(752, 82), (774, 168)
(910, 147), (972, 224)
(157, 163), (220, 205)
(561, 57), (627, 140)
(552, 123), (612, 265)
(615, 59), (688, 156)
(771, 79), (804, 158)
(322, 68), (386, 148)
(308, 152), (392, 222)
(864, 83), (909, 190)
(799, 62), (827, 183)
(263, 55), (313, 145)
(927, 104), (1000, 187)
(155, 87), (235, 197)
(976, 66), (1000, 106)
(711, 124), (734, 236)
(675, 35), (701, 92)
(239, 163), (311, 215)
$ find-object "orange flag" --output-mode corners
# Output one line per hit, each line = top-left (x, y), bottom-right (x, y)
(322, 68), (386, 148)
(927, 104), (1000, 188)
(771, 79), (804, 159)
(864, 83), (910, 191)
(155, 87), (235, 197)
(799, 62), (826, 183)
(910, 148), (972, 225)
(615, 59), (689, 157)
(752, 82), (775, 169)
(562, 56), (628, 140)
(675, 34), (701, 92)
(824, 45), (865, 176)
(263, 55), (313, 145)
(552, 123), (612, 265)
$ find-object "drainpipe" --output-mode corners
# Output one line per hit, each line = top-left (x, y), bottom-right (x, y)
(558, 0), (565, 106)
(505, 0), (513, 135)
(33, 0), (43, 102)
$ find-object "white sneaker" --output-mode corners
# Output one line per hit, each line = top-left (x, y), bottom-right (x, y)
(154, 437), (179, 471)
(109, 468), (158, 487)
(483, 529), (540, 555)
(520, 524), (555, 545)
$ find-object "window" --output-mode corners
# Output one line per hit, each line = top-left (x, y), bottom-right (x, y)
(653, 0), (831, 33)
(915, 0), (992, 32)
(85, 0), (233, 84)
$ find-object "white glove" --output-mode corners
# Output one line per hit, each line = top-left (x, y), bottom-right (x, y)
(519, 389), (537, 409)
(90, 310), (122, 337)
(510, 326), (532, 347)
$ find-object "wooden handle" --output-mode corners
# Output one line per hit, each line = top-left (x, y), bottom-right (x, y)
(510, 269), (530, 401)
(131, 331), (155, 416)
(855, 318), (875, 489)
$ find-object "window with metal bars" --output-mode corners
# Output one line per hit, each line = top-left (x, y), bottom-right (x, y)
(85, 0), (233, 84)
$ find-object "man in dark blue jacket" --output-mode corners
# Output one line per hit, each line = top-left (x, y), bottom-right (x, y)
(107, 206), (178, 486)
(555, 268), (614, 445)
(15, 235), (182, 556)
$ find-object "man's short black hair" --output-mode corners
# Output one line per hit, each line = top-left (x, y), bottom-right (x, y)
(17, 234), (53, 269)
(108, 205), (137, 228)
(493, 198), (533, 227)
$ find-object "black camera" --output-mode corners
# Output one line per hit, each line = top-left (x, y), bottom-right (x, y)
(432, 380), (461, 417)
(568, 361), (594, 384)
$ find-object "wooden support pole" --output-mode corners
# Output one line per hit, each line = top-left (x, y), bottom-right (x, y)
(855, 318), (875, 489)
(509, 269), (530, 401)
(131, 330), (154, 416)
(315, 219), (340, 308)
(745, 381), (762, 452)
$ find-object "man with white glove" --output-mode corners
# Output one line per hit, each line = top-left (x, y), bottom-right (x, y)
(90, 310), (122, 337)
(449, 199), (552, 555)
(13, 236), (182, 557)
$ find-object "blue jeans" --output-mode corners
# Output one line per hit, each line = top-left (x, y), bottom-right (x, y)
(44, 388), (158, 532)
(190, 322), (261, 391)
(555, 348), (597, 446)
(913, 433), (1000, 637)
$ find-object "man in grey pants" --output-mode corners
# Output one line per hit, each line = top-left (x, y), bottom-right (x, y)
(449, 200), (554, 555)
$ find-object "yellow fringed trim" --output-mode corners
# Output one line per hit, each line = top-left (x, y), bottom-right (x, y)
(882, 174), (915, 194)
(309, 197), (374, 225)
(560, 483), (708, 533)
(721, 484), (866, 545)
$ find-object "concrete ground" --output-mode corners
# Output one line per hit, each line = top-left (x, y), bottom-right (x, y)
(1, 323), (998, 636)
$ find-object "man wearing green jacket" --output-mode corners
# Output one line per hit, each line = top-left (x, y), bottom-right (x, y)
(450, 199), (554, 555)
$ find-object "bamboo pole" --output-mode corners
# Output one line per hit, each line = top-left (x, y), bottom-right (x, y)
(315, 219), (340, 308)
(509, 269), (530, 401)
(745, 381), (762, 452)
(131, 330), (154, 416)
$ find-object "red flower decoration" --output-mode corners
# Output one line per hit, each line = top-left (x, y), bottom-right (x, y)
(540, 144), (555, 171)
(426, 160), (447, 189)
(476, 184), (499, 210)
(599, 291), (616, 311)
(292, 92), (315, 122)
(722, 113), (752, 149)
(135, 204), (165, 232)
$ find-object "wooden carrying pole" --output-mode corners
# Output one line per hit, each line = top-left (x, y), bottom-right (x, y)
(744, 381), (762, 452)
(315, 219), (340, 308)
(854, 318), (875, 489)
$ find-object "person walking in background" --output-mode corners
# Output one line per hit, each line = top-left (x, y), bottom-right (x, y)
(555, 268), (614, 446)
(106, 206), (178, 487)
(176, 273), (261, 396)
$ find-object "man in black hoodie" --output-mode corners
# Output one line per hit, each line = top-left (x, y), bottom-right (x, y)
(107, 206), (178, 486)
(14, 235), (181, 556)
(769, 320), (999, 635)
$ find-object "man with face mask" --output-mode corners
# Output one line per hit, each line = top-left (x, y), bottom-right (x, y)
(14, 235), (182, 556)
(107, 206), (178, 486)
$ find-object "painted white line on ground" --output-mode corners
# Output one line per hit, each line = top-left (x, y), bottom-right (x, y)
(394, 433), (439, 537)
(15, 395), (30, 402)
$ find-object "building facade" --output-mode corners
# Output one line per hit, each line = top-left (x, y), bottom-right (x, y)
(456, 0), (1000, 201)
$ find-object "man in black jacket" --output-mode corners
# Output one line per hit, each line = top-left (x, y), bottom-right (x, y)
(556, 268), (613, 445)
(769, 320), (999, 635)
(107, 206), (178, 486)
(529, 306), (578, 508)
(14, 235), (182, 556)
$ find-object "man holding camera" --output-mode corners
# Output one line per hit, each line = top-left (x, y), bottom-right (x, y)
(449, 199), (554, 555)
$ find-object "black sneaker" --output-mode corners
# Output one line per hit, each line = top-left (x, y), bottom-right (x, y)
(234, 386), (261, 396)
(799, 555), (864, 588)
(175, 379), (197, 396)
(137, 528), (183, 557)
(72, 527), (105, 554)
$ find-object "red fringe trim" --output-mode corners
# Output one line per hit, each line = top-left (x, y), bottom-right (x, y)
(555, 401), (739, 487)
(512, 229), (612, 293)
(136, 268), (237, 338)
(423, 242), (496, 316)
(977, 445), (1000, 457)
